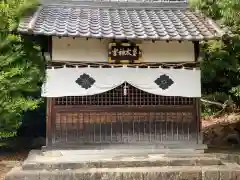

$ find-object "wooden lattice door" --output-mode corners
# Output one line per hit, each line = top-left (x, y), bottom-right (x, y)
(52, 84), (198, 145)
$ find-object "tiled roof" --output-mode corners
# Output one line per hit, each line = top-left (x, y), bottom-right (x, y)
(18, 5), (225, 40)
(39, 0), (188, 6)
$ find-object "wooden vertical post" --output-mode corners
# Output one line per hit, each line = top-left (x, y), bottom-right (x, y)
(46, 98), (53, 147)
(195, 98), (202, 144)
(45, 35), (53, 147)
(193, 41), (202, 144)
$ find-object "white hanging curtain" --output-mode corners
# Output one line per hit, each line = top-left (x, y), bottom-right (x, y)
(41, 66), (201, 97)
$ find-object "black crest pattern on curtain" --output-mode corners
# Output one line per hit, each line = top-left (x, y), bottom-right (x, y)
(75, 73), (96, 89)
(154, 74), (174, 90)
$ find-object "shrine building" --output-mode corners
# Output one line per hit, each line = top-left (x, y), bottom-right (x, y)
(18, 0), (225, 150)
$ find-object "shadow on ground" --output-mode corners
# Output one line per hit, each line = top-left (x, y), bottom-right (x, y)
(0, 137), (33, 180)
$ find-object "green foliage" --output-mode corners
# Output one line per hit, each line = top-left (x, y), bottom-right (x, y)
(0, 131), (16, 140)
(190, 0), (240, 114)
(0, 0), (45, 133)
(230, 85), (240, 98)
(0, 0), (40, 30)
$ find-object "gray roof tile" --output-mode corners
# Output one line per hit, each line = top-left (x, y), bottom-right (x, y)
(18, 6), (225, 40)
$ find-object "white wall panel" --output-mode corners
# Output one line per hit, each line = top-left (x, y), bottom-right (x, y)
(52, 37), (195, 63)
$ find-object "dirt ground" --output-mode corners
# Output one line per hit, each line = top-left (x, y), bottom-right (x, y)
(0, 151), (28, 180)
(0, 164), (10, 180)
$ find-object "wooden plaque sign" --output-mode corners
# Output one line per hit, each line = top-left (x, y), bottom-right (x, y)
(108, 42), (141, 64)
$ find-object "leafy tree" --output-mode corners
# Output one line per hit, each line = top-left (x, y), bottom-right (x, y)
(190, 0), (240, 115)
(0, 0), (45, 134)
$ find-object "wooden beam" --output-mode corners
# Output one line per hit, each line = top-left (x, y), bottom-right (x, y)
(193, 41), (200, 62)
(53, 105), (195, 113)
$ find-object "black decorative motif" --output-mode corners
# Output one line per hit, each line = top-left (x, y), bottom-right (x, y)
(75, 73), (96, 89)
(154, 74), (174, 90)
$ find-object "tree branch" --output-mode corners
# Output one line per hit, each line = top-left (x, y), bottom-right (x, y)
(200, 98), (224, 108)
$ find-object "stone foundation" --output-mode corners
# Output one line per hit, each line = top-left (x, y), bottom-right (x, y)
(7, 165), (240, 180)
(5, 146), (240, 180)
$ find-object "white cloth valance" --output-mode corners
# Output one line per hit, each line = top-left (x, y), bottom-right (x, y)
(41, 67), (201, 97)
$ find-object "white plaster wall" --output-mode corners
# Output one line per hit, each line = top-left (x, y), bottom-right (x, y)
(52, 37), (195, 63)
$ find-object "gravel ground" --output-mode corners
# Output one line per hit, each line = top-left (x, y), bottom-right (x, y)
(0, 151), (28, 180)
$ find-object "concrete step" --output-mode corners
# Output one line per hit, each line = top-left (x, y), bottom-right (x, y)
(22, 150), (222, 170)
(5, 165), (240, 180)
(42, 148), (206, 155)
(22, 156), (223, 170)
(42, 143), (207, 152)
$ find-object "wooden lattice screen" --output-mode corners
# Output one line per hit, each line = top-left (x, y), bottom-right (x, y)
(50, 84), (198, 145)
(54, 84), (194, 106)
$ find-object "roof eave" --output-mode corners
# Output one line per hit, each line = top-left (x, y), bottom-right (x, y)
(17, 29), (224, 41)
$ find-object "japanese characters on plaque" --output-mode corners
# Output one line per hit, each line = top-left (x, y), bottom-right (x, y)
(108, 43), (141, 63)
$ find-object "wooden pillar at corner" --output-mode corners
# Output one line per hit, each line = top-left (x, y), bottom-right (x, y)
(44, 35), (54, 147)
(193, 41), (202, 144)
(46, 98), (53, 147)
(195, 98), (202, 144)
